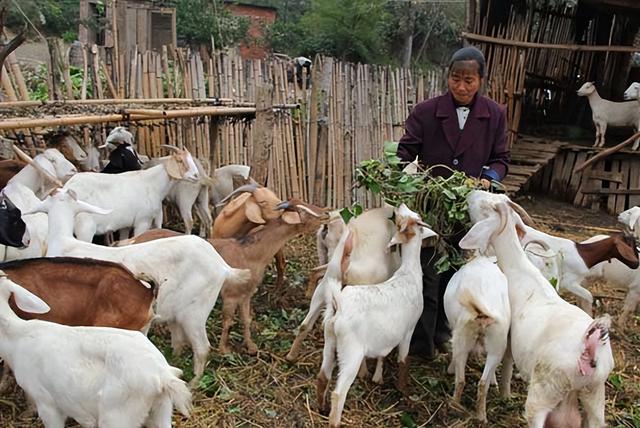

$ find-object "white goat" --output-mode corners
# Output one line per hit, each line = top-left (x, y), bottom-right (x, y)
(5, 148), (77, 198)
(443, 256), (511, 423)
(316, 204), (436, 427)
(26, 188), (251, 384)
(146, 157), (213, 237)
(63, 148), (199, 242)
(286, 206), (400, 368)
(577, 82), (640, 150)
(0, 150), (77, 261)
(210, 164), (251, 209)
(522, 225), (639, 315)
(0, 273), (191, 427)
(460, 190), (614, 428)
(618, 205), (640, 238)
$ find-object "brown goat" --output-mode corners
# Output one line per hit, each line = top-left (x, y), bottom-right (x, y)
(130, 199), (329, 354)
(2, 257), (155, 330)
(0, 159), (26, 189)
(575, 232), (639, 269)
(212, 184), (288, 291)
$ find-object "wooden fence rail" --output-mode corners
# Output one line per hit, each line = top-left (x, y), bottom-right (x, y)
(0, 44), (444, 209)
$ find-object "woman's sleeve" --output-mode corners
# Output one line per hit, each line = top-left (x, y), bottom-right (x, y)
(397, 108), (423, 163)
(482, 107), (510, 181)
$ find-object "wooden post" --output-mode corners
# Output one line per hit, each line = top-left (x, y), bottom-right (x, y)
(250, 84), (274, 186)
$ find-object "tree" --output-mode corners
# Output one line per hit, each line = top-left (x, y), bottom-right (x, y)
(297, 0), (389, 63)
(6, 0), (79, 42)
(174, 0), (250, 49)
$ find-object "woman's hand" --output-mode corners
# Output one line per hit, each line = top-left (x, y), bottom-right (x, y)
(480, 178), (491, 189)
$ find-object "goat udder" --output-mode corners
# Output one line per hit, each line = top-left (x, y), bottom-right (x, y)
(578, 326), (603, 376)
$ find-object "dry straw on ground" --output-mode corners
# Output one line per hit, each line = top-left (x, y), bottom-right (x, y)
(0, 196), (638, 427)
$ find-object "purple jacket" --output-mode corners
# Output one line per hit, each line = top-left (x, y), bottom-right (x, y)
(397, 92), (509, 181)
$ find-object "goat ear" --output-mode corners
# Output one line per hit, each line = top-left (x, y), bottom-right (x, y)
(76, 200), (112, 216)
(222, 193), (251, 217)
(459, 216), (499, 252)
(615, 238), (639, 268)
(6, 279), (50, 314)
(21, 197), (51, 216)
(164, 157), (183, 180)
(244, 199), (266, 224)
(420, 226), (437, 240)
(282, 211), (301, 224)
(340, 231), (353, 277)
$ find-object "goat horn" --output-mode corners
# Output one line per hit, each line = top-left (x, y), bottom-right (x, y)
(275, 201), (292, 210)
(294, 203), (324, 218)
(524, 239), (551, 252)
(12, 145), (63, 188)
(160, 144), (181, 152)
(217, 183), (259, 205)
(508, 201), (535, 226)
(416, 220), (432, 228)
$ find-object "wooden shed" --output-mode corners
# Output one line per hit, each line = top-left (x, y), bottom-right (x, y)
(465, 0), (640, 145)
(79, 0), (177, 53)
(466, 0), (640, 213)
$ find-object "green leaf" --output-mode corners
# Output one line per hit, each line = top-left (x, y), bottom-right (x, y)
(400, 412), (417, 428)
(340, 207), (354, 224)
(383, 141), (399, 157)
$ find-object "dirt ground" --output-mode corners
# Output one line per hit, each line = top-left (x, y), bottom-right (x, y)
(0, 194), (638, 428)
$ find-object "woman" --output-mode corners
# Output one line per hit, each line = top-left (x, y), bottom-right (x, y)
(397, 46), (510, 358)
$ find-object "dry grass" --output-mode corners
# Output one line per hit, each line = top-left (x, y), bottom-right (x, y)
(1, 195), (639, 427)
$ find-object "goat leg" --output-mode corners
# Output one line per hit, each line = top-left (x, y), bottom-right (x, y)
(274, 250), (286, 292)
(240, 298), (258, 355)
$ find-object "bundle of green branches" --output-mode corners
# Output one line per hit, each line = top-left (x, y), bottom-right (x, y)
(353, 141), (483, 273)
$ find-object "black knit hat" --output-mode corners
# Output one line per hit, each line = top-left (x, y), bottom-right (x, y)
(449, 46), (486, 78)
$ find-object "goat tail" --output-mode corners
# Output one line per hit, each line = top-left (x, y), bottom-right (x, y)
(458, 288), (497, 327)
(164, 376), (192, 417)
(225, 268), (252, 286)
(578, 314), (612, 377)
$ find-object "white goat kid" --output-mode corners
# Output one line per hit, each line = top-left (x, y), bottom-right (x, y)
(460, 190), (614, 428)
(0, 273), (191, 428)
(26, 189), (250, 384)
(618, 205), (640, 238)
(443, 256), (511, 423)
(316, 204), (436, 427)
(63, 148), (199, 242)
(577, 82), (640, 150)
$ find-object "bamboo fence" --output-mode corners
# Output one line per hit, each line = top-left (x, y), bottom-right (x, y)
(0, 44), (443, 209)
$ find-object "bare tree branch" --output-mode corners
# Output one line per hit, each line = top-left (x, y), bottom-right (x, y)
(0, 7), (26, 72)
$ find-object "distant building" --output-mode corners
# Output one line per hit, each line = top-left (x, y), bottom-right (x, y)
(223, 2), (277, 59)
(79, 0), (177, 53)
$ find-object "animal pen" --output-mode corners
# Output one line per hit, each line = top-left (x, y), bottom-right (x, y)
(0, 43), (441, 211)
(465, 0), (640, 213)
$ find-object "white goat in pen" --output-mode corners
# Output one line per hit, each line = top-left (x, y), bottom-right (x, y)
(62, 147), (199, 242)
(443, 256), (511, 423)
(460, 190), (614, 428)
(286, 205), (401, 383)
(25, 188), (251, 384)
(145, 156), (213, 237)
(316, 204), (436, 427)
(0, 148), (77, 261)
(618, 205), (640, 238)
(577, 82), (640, 150)
(0, 272), (191, 427)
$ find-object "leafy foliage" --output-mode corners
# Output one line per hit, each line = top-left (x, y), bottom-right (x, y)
(6, 0), (79, 40)
(354, 141), (482, 273)
(174, 0), (250, 49)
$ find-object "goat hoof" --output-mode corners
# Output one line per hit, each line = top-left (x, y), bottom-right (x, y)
(245, 343), (258, 355)
(285, 352), (298, 362)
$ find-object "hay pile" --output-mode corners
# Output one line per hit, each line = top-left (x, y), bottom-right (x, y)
(1, 195), (638, 427)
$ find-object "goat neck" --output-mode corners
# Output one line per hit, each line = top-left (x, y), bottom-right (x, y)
(492, 215), (558, 303)
(44, 199), (77, 256)
(212, 214), (320, 265)
(575, 233), (639, 269)
(396, 227), (423, 274)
